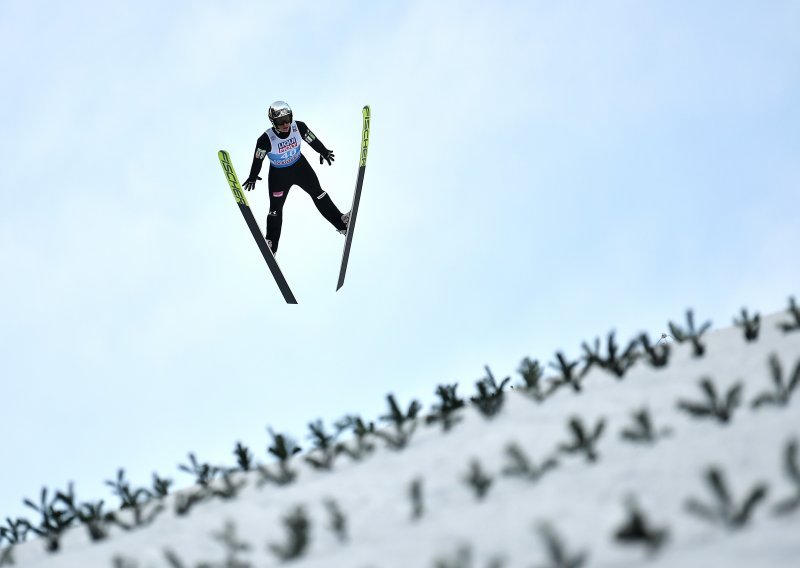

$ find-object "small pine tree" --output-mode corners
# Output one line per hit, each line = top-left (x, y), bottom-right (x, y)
(685, 466), (768, 529)
(778, 296), (800, 333)
(677, 378), (742, 424)
(613, 496), (669, 554)
(733, 308), (761, 341)
(559, 417), (606, 463)
(774, 439), (800, 516)
(751, 354), (800, 409)
(668, 309), (712, 357)
(268, 506), (310, 561)
(463, 460), (493, 501)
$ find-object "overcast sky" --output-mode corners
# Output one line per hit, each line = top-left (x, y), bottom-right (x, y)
(1, 0), (798, 521)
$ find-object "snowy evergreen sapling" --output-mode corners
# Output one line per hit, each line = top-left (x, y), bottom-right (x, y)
(773, 438), (800, 516)
(638, 333), (671, 368)
(174, 489), (208, 517)
(178, 453), (221, 488)
(210, 520), (252, 567)
(558, 417), (606, 463)
(22, 487), (74, 552)
(532, 523), (588, 568)
(501, 443), (558, 482)
(751, 354), (800, 409)
(581, 331), (640, 379)
(549, 352), (583, 393)
(778, 296), (800, 333)
(516, 357), (552, 401)
(426, 383), (466, 431)
(471, 367), (510, 418)
(410, 478), (424, 521)
(677, 378), (743, 424)
(685, 466), (768, 529)
(54, 483), (112, 542)
(304, 419), (344, 471)
(668, 309), (712, 357)
(334, 415), (376, 460)
(619, 408), (672, 444)
(268, 505), (310, 561)
(209, 472), (247, 501)
(375, 394), (421, 450)
(323, 498), (348, 543)
(0, 518), (29, 545)
(233, 442), (255, 472)
(104, 468), (164, 528)
(463, 459), (493, 501)
(734, 308), (761, 342)
(150, 472), (172, 499)
(257, 428), (301, 486)
(613, 496), (669, 554)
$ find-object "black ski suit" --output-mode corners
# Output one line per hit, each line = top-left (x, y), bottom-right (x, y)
(246, 121), (346, 253)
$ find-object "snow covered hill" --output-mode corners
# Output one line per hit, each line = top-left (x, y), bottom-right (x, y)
(4, 304), (800, 568)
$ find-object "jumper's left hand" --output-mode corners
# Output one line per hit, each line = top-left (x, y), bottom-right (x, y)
(320, 149), (335, 166)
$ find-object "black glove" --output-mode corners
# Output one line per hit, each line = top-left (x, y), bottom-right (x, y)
(319, 149), (335, 166)
(243, 176), (262, 191)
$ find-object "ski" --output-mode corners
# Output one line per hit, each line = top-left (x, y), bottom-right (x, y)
(336, 105), (371, 291)
(218, 150), (298, 304)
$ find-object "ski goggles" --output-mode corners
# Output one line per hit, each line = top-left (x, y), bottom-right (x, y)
(273, 115), (292, 126)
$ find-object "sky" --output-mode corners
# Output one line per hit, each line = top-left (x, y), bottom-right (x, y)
(1, 0), (799, 521)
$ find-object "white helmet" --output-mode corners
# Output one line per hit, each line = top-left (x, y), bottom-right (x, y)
(268, 101), (293, 128)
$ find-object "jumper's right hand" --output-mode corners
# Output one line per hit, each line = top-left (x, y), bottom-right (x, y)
(243, 176), (262, 191)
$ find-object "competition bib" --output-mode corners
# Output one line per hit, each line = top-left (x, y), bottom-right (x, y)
(266, 122), (303, 168)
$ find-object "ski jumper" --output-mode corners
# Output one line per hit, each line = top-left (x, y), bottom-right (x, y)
(247, 121), (346, 253)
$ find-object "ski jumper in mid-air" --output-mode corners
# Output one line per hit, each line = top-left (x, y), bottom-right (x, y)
(242, 101), (349, 254)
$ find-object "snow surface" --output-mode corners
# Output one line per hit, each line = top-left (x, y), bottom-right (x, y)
(6, 310), (800, 568)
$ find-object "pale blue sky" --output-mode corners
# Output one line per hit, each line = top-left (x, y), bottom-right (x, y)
(1, 1), (798, 521)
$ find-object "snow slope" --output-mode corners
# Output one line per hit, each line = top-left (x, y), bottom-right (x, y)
(6, 308), (800, 568)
